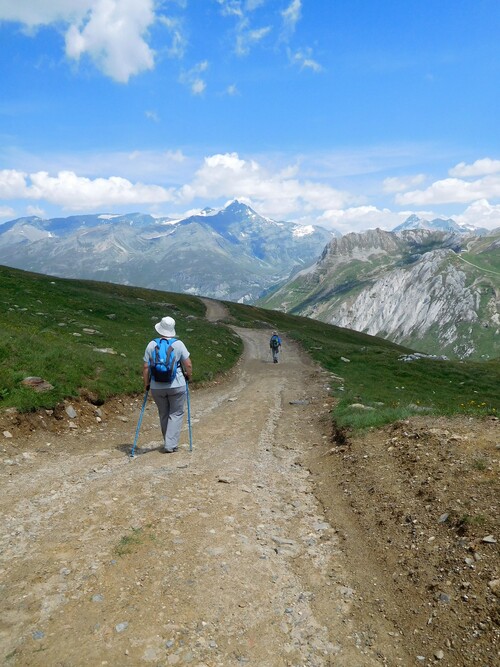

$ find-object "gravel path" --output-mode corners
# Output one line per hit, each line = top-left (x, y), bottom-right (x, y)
(0, 315), (412, 666)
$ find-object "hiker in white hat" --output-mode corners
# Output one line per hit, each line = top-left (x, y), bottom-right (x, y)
(142, 316), (193, 453)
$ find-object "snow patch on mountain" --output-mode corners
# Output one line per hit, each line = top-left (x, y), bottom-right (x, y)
(293, 225), (314, 238)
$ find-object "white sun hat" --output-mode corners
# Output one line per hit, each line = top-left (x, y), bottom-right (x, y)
(155, 316), (176, 338)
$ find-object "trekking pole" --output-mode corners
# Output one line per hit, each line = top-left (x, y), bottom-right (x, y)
(129, 389), (149, 459)
(185, 380), (193, 452)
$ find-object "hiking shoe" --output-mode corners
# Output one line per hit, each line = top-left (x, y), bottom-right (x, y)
(163, 447), (178, 453)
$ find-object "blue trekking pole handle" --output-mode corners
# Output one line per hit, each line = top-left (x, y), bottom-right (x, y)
(130, 389), (149, 459)
(185, 380), (193, 452)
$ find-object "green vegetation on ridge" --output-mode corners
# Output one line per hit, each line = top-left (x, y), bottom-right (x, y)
(1, 265), (498, 431)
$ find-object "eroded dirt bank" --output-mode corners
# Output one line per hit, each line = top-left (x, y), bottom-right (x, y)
(0, 320), (498, 666)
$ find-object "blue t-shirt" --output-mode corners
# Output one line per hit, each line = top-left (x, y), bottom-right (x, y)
(144, 338), (190, 389)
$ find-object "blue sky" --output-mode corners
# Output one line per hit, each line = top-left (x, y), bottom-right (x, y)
(1, 0), (500, 232)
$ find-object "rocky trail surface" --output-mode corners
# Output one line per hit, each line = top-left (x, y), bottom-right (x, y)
(0, 302), (498, 666)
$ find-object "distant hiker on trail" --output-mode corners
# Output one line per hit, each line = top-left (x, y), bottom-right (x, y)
(270, 331), (282, 363)
(143, 316), (193, 453)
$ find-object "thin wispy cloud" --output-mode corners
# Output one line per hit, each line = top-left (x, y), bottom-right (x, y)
(180, 60), (209, 95)
(383, 174), (426, 193)
(26, 205), (46, 217)
(215, 0), (274, 56)
(235, 24), (272, 55)
(0, 0), (86, 27)
(159, 15), (187, 59)
(288, 48), (322, 72)
(281, 0), (302, 34)
(216, 0), (244, 18)
(145, 110), (160, 122)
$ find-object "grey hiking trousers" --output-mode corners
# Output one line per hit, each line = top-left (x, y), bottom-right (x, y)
(151, 387), (186, 451)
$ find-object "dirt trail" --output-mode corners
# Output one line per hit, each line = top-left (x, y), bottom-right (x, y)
(0, 304), (498, 666)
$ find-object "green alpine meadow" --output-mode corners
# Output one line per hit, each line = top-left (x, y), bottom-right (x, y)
(1, 265), (498, 430)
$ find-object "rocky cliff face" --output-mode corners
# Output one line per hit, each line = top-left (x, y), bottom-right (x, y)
(329, 250), (480, 357)
(260, 228), (500, 359)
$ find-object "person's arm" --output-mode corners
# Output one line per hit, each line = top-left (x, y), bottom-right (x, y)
(142, 362), (150, 390)
(181, 357), (193, 382)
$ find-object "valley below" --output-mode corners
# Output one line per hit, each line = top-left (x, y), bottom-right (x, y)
(0, 313), (498, 666)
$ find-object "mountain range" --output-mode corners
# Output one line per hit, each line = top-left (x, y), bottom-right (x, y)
(1, 204), (498, 359)
(259, 226), (500, 359)
(391, 213), (488, 235)
(0, 202), (332, 303)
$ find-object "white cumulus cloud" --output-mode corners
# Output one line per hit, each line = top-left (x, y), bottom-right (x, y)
(395, 174), (500, 205)
(0, 169), (174, 210)
(455, 199), (500, 230)
(449, 158), (500, 178)
(178, 152), (351, 220)
(0, 206), (16, 221)
(32, 171), (173, 209)
(0, 0), (158, 82)
(318, 206), (405, 233)
(65, 0), (156, 83)
(0, 169), (30, 198)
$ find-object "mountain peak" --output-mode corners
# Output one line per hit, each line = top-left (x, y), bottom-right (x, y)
(224, 200), (257, 215)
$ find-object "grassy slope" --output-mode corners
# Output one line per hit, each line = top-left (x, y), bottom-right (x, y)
(0, 266), (242, 411)
(1, 266), (498, 429)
